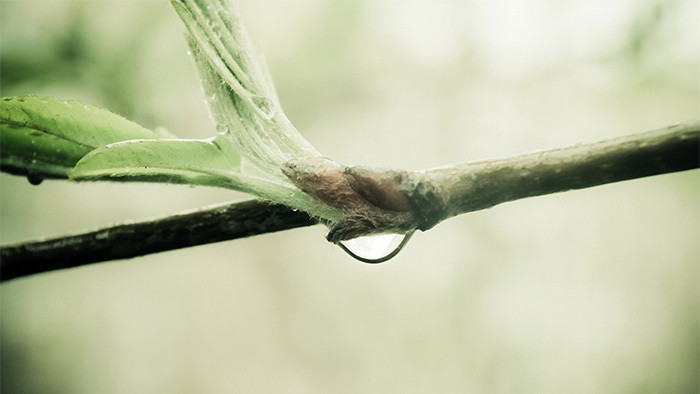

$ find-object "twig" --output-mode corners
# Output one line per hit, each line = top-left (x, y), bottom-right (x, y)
(1, 121), (698, 281)
(0, 200), (316, 281)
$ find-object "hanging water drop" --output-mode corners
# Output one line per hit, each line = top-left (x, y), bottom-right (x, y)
(338, 231), (414, 264)
(27, 173), (43, 185)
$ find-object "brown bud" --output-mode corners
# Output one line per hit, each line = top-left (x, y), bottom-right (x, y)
(283, 157), (417, 241)
(282, 157), (364, 210)
(344, 166), (412, 212)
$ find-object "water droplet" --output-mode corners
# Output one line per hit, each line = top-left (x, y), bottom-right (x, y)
(215, 122), (230, 134)
(27, 173), (43, 185)
(338, 231), (414, 264)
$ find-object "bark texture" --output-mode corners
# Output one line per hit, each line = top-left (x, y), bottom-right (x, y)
(1, 200), (316, 281)
(409, 121), (700, 230)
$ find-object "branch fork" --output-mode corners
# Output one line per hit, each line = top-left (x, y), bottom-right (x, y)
(283, 157), (416, 242)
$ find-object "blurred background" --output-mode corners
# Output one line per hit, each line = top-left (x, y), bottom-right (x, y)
(1, 0), (698, 392)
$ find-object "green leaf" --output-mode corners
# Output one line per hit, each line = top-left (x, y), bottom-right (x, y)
(0, 96), (167, 180)
(1, 123), (92, 179)
(71, 136), (239, 185)
(172, 0), (320, 176)
(71, 135), (343, 220)
(1, 3), (345, 223)
(170, 0), (343, 222)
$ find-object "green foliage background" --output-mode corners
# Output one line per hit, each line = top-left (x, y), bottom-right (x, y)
(1, 0), (698, 392)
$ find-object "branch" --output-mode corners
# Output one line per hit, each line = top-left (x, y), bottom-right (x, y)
(1, 121), (698, 281)
(0, 200), (316, 281)
(406, 121), (700, 230)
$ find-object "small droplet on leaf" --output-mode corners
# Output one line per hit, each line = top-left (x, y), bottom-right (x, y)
(338, 231), (414, 264)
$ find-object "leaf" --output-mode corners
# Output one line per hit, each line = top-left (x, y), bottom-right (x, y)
(171, 0), (320, 177)
(171, 0), (276, 117)
(71, 136), (240, 187)
(0, 96), (167, 179)
(2, 3), (345, 224)
(1, 96), (166, 148)
(71, 135), (343, 220)
(0, 123), (92, 179)
(170, 0), (343, 222)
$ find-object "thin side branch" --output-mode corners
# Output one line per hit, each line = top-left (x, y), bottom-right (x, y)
(1, 121), (698, 281)
(0, 200), (316, 281)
